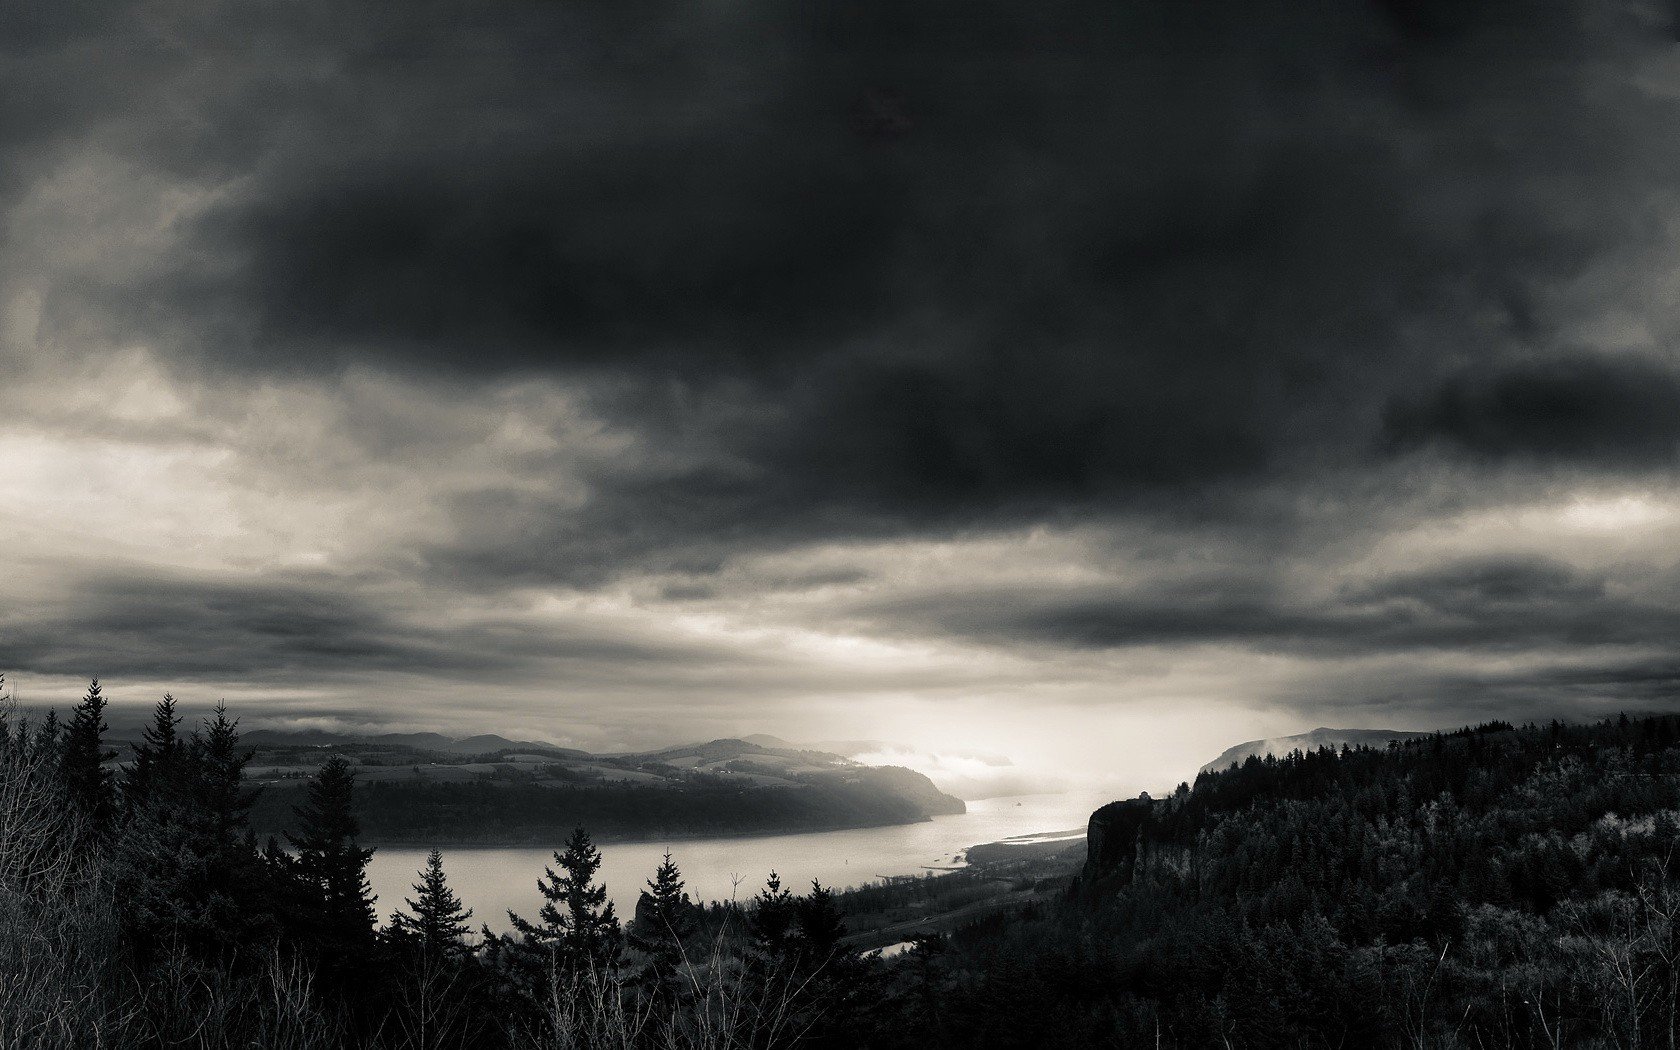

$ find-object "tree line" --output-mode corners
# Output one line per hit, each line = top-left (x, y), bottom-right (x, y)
(868, 714), (1680, 1048)
(14, 675), (1680, 1047)
(0, 677), (864, 1048)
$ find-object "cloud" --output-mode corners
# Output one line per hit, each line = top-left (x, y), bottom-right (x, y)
(853, 552), (1680, 711)
(0, 569), (732, 683)
(1383, 353), (1680, 467)
(4, 0), (1680, 772)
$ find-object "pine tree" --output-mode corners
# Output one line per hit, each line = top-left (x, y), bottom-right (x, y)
(287, 755), (377, 966)
(0, 674), (14, 751)
(187, 703), (271, 952)
(118, 701), (274, 961)
(390, 849), (473, 960)
(749, 870), (797, 957)
(193, 703), (262, 851)
(796, 879), (846, 961)
(125, 693), (186, 811)
(61, 678), (115, 834)
(629, 850), (696, 972)
(34, 708), (61, 755)
(509, 826), (620, 969)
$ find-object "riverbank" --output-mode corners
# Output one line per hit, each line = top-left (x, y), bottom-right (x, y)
(358, 812), (941, 849)
(835, 829), (1087, 953)
(365, 792), (1104, 933)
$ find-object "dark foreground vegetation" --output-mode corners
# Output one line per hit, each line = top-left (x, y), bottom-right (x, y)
(8, 674), (1680, 1048)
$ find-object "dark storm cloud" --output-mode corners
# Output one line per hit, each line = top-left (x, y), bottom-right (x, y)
(31, 0), (1642, 525)
(0, 575), (443, 679)
(8, 0), (1680, 742)
(1383, 353), (1680, 467)
(1368, 655), (1680, 721)
(0, 572), (720, 681)
(866, 556), (1680, 658)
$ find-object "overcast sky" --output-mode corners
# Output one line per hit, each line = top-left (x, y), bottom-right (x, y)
(4, 0), (1680, 792)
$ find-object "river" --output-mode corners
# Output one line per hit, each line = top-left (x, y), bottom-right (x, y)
(365, 792), (1105, 933)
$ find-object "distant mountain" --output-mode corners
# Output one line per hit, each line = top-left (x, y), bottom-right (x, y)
(368, 732), (457, 749)
(1199, 728), (1429, 776)
(243, 733), (963, 843)
(810, 739), (902, 757)
(243, 728), (364, 747)
(633, 738), (802, 764)
(739, 733), (797, 748)
(452, 733), (579, 754)
(739, 734), (900, 756)
(240, 728), (567, 753)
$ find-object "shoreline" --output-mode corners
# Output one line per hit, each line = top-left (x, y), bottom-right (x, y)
(361, 819), (1090, 864)
(356, 812), (940, 850)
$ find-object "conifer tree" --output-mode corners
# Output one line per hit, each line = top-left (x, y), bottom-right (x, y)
(288, 755), (377, 964)
(0, 674), (13, 751)
(34, 708), (61, 755)
(119, 700), (273, 960)
(629, 850), (695, 972)
(509, 826), (620, 969)
(749, 870), (797, 957)
(187, 703), (271, 951)
(61, 678), (115, 833)
(390, 849), (473, 960)
(125, 693), (186, 811)
(796, 880), (847, 961)
(193, 703), (261, 849)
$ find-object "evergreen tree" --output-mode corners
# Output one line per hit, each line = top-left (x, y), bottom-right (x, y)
(61, 678), (115, 834)
(0, 674), (13, 750)
(509, 826), (620, 969)
(124, 693), (186, 811)
(390, 849), (473, 960)
(629, 850), (696, 972)
(287, 755), (377, 967)
(749, 870), (798, 957)
(118, 701), (274, 961)
(193, 703), (262, 854)
(797, 879), (847, 961)
(34, 708), (61, 755)
(186, 703), (272, 952)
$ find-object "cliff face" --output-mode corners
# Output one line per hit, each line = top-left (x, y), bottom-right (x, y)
(1078, 797), (1158, 897)
(1078, 796), (1193, 901)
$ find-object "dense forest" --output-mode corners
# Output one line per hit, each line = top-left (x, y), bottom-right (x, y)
(909, 715), (1680, 1048)
(7, 674), (1680, 1047)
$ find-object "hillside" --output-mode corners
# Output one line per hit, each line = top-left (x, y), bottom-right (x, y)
(876, 715), (1680, 1048)
(1197, 726), (1427, 775)
(241, 734), (963, 843)
(239, 728), (568, 752)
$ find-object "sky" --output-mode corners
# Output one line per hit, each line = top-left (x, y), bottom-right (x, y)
(4, 0), (1680, 795)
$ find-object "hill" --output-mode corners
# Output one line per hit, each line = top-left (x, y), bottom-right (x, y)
(1197, 726), (1427, 775)
(240, 728), (566, 753)
(881, 715), (1680, 1048)
(241, 733), (962, 843)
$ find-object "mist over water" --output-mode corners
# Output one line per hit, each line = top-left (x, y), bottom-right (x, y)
(367, 793), (1106, 932)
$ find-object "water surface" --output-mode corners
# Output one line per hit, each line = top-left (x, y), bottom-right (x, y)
(366, 792), (1102, 932)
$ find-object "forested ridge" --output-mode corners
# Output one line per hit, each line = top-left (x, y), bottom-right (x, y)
(7, 673), (1680, 1048)
(233, 735), (964, 844)
(251, 773), (955, 844)
(903, 714), (1680, 1047)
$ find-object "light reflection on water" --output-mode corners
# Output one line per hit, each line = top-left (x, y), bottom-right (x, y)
(365, 793), (1102, 933)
